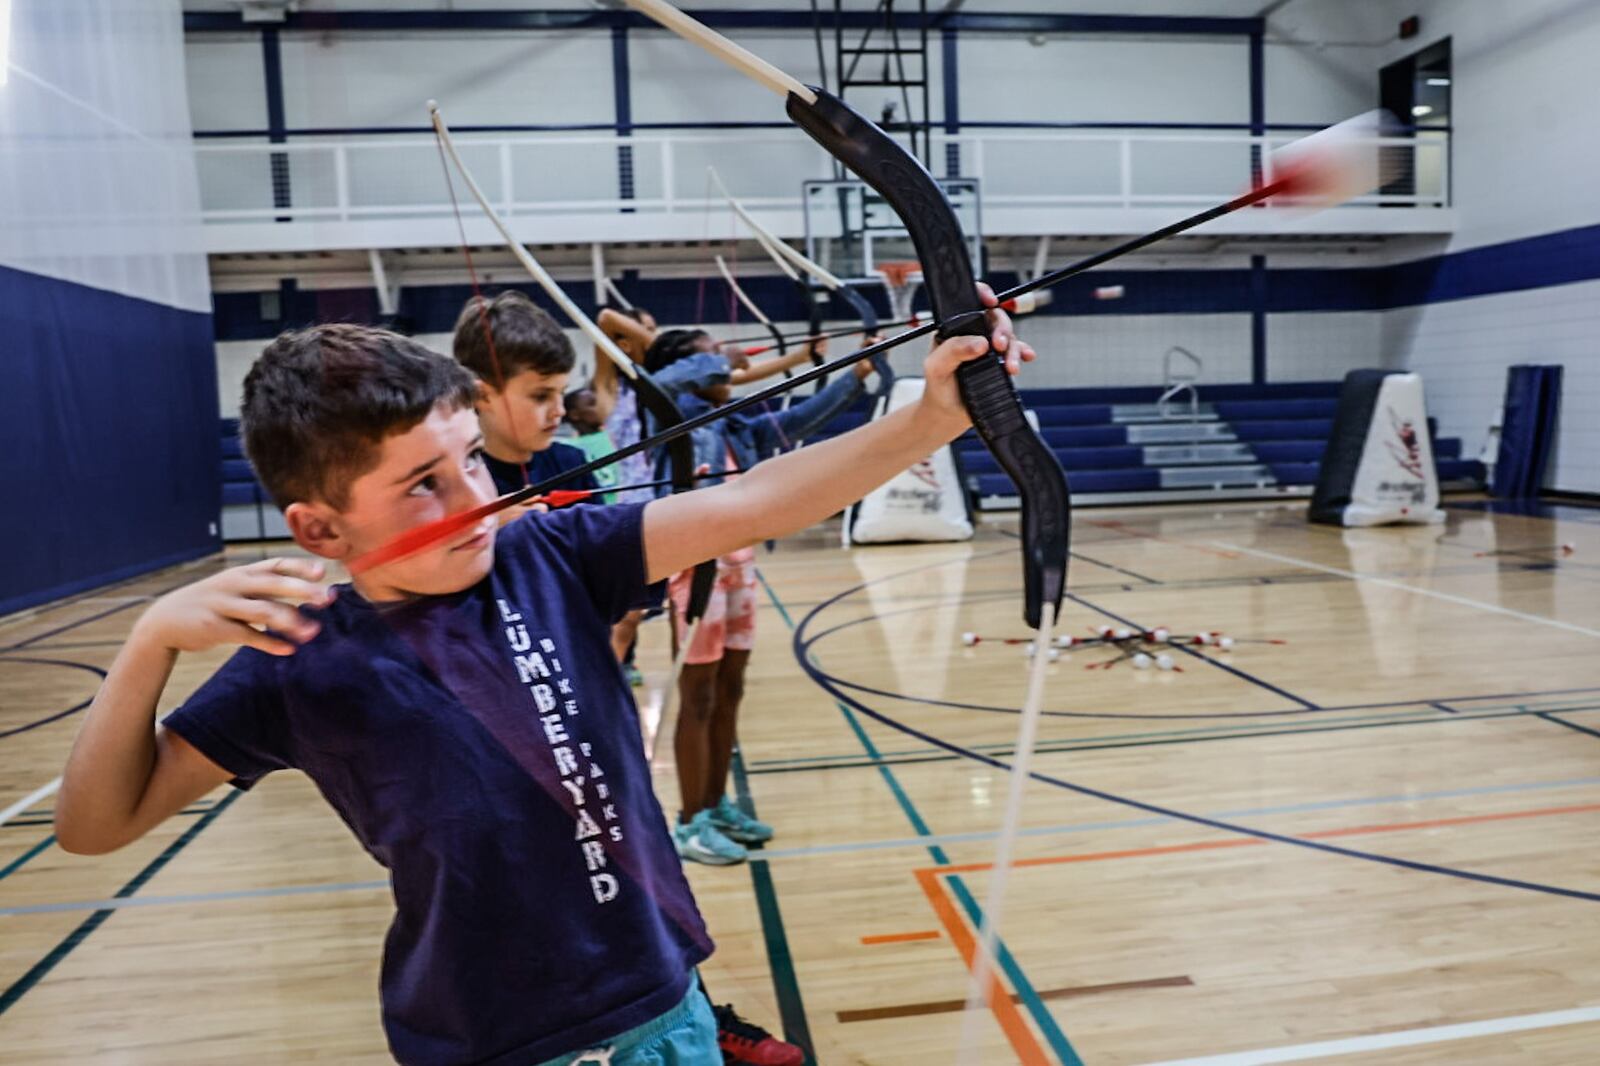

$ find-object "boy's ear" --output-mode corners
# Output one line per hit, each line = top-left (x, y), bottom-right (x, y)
(474, 379), (499, 408)
(284, 501), (349, 560)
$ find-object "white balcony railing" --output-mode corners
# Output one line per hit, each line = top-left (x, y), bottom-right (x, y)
(194, 127), (1450, 228)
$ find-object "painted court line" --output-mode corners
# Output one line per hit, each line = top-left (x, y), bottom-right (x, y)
(918, 800), (1600, 880)
(0, 879), (389, 917)
(756, 772), (1600, 861)
(838, 975), (1192, 1022)
(0, 778), (61, 829)
(1137, 1004), (1600, 1065)
(1216, 542), (1600, 639)
(860, 930), (941, 946)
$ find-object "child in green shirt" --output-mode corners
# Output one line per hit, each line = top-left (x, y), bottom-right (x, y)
(564, 386), (621, 504)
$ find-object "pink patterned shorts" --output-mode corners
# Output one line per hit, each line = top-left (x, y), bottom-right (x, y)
(668, 547), (758, 665)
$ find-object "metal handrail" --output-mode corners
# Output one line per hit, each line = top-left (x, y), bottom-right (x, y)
(1158, 346), (1203, 461)
(192, 127), (1452, 224)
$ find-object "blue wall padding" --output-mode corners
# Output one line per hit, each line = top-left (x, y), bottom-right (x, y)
(1492, 365), (1563, 498)
(1, 265), (221, 614)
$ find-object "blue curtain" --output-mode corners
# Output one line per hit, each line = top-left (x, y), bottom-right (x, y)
(1493, 365), (1563, 498)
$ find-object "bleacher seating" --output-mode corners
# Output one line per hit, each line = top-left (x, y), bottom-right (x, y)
(813, 380), (1485, 509)
(220, 419), (289, 540)
(215, 381), (1486, 539)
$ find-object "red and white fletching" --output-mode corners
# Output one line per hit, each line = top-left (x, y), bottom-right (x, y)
(1265, 109), (1401, 208)
(1001, 290), (1054, 315)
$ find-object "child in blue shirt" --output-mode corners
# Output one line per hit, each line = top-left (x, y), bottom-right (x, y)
(453, 290), (601, 501)
(54, 296), (1031, 1064)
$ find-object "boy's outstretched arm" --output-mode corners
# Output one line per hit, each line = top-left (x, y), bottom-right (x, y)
(54, 559), (329, 854)
(644, 299), (1034, 581)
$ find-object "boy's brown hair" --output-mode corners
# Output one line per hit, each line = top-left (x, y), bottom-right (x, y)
(452, 291), (575, 385)
(241, 323), (477, 510)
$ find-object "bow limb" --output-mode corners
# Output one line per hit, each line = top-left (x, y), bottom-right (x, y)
(714, 253), (806, 420)
(782, 93), (1066, 628)
(714, 254), (788, 362)
(709, 165), (894, 401)
(430, 102), (715, 624)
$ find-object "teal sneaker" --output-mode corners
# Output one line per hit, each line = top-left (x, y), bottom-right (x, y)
(623, 663), (644, 687)
(674, 810), (747, 866)
(709, 795), (774, 845)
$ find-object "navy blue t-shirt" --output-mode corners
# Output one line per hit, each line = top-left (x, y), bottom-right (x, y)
(485, 441), (601, 499)
(163, 504), (711, 1066)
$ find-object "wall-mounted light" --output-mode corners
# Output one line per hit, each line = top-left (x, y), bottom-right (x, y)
(1411, 104), (1433, 117)
(0, 0), (12, 88)
(1425, 77), (1451, 86)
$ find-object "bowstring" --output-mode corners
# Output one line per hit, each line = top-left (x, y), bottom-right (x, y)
(719, 191), (799, 448)
(433, 132), (529, 489)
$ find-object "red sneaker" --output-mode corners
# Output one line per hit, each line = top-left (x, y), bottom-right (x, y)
(713, 1003), (806, 1066)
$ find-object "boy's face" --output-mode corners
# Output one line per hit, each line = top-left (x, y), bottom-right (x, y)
(477, 368), (569, 455)
(287, 403), (499, 600)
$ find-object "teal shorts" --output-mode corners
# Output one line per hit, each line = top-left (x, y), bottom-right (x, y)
(535, 980), (718, 1066)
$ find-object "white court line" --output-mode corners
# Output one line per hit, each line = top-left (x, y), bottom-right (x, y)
(1138, 1004), (1600, 1065)
(1216, 542), (1600, 639)
(0, 777), (62, 828)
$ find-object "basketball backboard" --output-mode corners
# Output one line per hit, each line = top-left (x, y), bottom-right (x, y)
(801, 178), (981, 285)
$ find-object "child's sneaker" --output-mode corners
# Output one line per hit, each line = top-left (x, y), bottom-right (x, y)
(713, 1003), (805, 1065)
(673, 810), (747, 866)
(709, 795), (773, 845)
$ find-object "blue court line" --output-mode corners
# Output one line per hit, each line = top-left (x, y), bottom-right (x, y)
(0, 600), (149, 653)
(0, 567), (211, 654)
(0, 836), (55, 883)
(14, 771), (1600, 917)
(0, 658), (108, 741)
(0, 878), (389, 917)
(798, 660), (1600, 905)
(0, 790), (243, 1017)
(1538, 713), (1600, 741)
(757, 568), (1085, 1066)
(741, 703), (1600, 774)
(789, 563), (1600, 906)
(747, 696), (1600, 767)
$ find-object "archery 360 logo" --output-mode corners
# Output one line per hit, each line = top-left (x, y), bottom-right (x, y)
(1383, 406), (1426, 480)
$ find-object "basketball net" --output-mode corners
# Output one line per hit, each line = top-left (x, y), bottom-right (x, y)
(875, 260), (923, 322)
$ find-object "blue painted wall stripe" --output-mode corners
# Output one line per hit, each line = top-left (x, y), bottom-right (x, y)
(207, 222), (1600, 341)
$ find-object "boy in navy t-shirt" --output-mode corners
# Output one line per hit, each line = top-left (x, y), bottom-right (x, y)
(53, 299), (1032, 1065)
(452, 290), (601, 500)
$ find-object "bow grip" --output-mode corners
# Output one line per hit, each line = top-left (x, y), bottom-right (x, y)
(944, 322), (1069, 629)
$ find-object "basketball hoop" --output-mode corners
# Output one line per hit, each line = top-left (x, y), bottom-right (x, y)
(874, 259), (924, 322)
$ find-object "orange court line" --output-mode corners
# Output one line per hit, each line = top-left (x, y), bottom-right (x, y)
(861, 930), (942, 946)
(908, 798), (1600, 1066)
(914, 868), (1052, 1066)
(921, 799), (1600, 879)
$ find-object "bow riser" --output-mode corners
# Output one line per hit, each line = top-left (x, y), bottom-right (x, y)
(786, 87), (1069, 627)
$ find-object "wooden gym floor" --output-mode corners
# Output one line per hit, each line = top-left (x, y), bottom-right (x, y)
(3, 498), (1600, 1064)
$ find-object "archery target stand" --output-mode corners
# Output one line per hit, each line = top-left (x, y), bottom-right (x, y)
(875, 260), (924, 322)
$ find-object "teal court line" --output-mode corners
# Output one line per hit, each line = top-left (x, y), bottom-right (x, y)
(743, 701), (1600, 774)
(756, 568), (1085, 1066)
(14, 770), (1600, 918)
